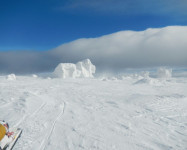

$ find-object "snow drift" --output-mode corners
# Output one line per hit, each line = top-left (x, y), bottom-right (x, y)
(53, 59), (96, 78)
(6, 74), (16, 81)
(157, 67), (172, 78)
(135, 77), (162, 85)
(32, 74), (38, 78)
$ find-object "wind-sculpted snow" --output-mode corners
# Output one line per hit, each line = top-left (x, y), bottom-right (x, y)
(135, 77), (162, 85)
(157, 67), (172, 78)
(53, 59), (96, 78)
(0, 74), (187, 150)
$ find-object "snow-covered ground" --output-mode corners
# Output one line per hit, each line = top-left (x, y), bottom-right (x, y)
(0, 73), (187, 150)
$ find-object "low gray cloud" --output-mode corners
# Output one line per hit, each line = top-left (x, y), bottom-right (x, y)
(0, 26), (187, 74)
(0, 51), (52, 74)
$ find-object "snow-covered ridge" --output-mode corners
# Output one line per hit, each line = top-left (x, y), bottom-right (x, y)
(53, 59), (96, 78)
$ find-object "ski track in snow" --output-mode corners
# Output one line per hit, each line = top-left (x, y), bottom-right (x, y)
(40, 102), (65, 150)
(0, 76), (187, 150)
(15, 93), (65, 150)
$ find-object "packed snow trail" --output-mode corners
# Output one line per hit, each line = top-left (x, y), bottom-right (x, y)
(0, 76), (187, 150)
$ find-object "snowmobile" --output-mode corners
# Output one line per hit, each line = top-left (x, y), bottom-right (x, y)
(0, 121), (22, 150)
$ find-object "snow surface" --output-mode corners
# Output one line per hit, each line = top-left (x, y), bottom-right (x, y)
(0, 72), (187, 150)
(53, 59), (96, 78)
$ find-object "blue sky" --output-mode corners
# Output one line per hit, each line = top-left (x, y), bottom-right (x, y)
(0, 0), (187, 51)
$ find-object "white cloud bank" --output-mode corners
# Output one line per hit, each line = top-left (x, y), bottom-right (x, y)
(0, 26), (187, 73)
(51, 26), (187, 71)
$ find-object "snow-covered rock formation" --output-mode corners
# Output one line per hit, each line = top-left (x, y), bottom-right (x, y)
(7, 74), (16, 80)
(53, 59), (96, 78)
(157, 67), (172, 78)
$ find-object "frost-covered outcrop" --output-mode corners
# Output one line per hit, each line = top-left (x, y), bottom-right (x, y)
(157, 68), (172, 78)
(53, 59), (96, 78)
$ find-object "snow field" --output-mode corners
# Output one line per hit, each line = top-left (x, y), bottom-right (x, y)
(0, 74), (187, 150)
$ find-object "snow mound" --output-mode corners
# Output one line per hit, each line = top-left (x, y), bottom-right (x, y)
(7, 74), (16, 81)
(120, 76), (132, 80)
(53, 59), (96, 78)
(108, 77), (118, 81)
(32, 74), (38, 78)
(157, 68), (172, 78)
(135, 77), (161, 85)
(101, 78), (108, 81)
(140, 71), (150, 78)
(101, 77), (118, 81)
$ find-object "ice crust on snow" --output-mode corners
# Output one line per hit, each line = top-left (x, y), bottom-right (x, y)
(157, 67), (172, 78)
(6, 74), (16, 80)
(53, 59), (96, 78)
